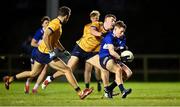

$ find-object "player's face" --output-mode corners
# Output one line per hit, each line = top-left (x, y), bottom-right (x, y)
(42, 20), (49, 28)
(63, 14), (70, 24)
(105, 17), (116, 30)
(113, 26), (125, 38)
(90, 16), (99, 22)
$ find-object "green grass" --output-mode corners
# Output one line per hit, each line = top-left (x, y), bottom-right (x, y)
(0, 82), (180, 106)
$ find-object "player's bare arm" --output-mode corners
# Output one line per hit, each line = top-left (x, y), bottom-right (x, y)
(43, 28), (53, 51)
(90, 26), (102, 37)
(55, 40), (65, 51)
(108, 44), (121, 59)
(31, 39), (39, 47)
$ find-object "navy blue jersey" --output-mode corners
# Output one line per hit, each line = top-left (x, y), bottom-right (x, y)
(99, 31), (126, 58)
(33, 27), (44, 41)
(31, 27), (44, 62)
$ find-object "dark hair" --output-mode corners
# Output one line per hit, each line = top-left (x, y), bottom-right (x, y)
(104, 14), (116, 20)
(58, 6), (71, 16)
(41, 16), (50, 24)
(115, 20), (127, 29)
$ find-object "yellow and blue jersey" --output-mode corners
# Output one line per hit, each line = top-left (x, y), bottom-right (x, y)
(38, 18), (62, 54)
(76, 21), (107, 52)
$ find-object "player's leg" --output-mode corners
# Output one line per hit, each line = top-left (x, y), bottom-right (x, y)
(121, 63), (133, 81)
(84, 62), (93, 88)
(106, 60), (132, 98)
(24, 78), (33, 94)
(41, 56), (79, 89)
(94, 66), (102, 92)
(86, 55), (110, 88)
(3, 61), (45, 90)
(32, 64), (48, 93)
(86, 55), (113, 96)
(49, 58), (93, 99)
(24, 59), (34, 93)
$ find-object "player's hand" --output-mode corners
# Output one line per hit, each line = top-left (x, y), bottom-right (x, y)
(120, 55), (129, 62)
(101, 32), (108, 37)
(116, 46), (128, 54)
(49, 51), (56, 59)
(63, 50), (71, 57)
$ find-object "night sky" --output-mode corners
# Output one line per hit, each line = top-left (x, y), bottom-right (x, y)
(0, 0), (179, 55)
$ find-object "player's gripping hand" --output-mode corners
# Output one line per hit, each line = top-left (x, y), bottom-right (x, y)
(49, 51), (57, 59)
(120, 55), (129, 63)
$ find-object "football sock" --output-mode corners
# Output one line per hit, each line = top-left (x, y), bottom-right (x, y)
(75, 87), (81, 92)
(13, 75), (17, 81)
(26, 78), (31, 85)
(104, 86), (110, 92)
(50, 76), (54, 81)
(108, 81), (117, 91)
(85, 83), (89, 88)
(97, 80), (101, 84)
(33, 83), (39, 90)
(118, 84), (125, 93)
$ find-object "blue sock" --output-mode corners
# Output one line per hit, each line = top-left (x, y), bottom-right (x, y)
(118, 84), (125, 93)
(104, 86), (110, 92)
(108, 81), (117, 91)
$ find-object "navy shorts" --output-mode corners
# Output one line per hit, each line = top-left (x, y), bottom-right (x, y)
(71, 44), (98, 61)
(31, 48), (52, 64)
(100, 56), (123, 70)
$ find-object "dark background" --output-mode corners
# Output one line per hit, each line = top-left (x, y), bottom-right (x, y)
(0, 0), (179, 55)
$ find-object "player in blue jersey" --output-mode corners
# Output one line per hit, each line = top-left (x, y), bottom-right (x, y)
(24, 16), (50, 94)
(99, 20), (132, 98)
(87, 20), (133, 98)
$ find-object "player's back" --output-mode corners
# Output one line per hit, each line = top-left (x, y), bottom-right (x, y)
(38, 18), (62, 54)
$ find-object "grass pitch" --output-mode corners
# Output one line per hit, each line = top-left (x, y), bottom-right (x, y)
(0, 82), (180, 106)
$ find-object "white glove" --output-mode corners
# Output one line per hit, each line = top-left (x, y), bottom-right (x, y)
(49, 51), (56, 59)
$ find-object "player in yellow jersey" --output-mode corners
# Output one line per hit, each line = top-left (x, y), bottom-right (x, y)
(3, 6), (93, 100)
(41, 11), (116, 92)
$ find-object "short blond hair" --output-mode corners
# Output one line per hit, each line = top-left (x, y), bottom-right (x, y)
(90, 10), (100, 17)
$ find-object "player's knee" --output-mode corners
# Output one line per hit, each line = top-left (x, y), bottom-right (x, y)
(64, 66), (72, 73)
(127, 70), (133, 78)
(115, 67), (123, 74)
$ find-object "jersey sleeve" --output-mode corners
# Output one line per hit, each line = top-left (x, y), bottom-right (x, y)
(33, 28), (43, 41)
(104, 33), (113, 45)
(91, 21), (101, 30)
(47, 20), (59, 32)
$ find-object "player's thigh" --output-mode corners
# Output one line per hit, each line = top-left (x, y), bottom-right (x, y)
(67, 56), (79, 71)
(106, 59), (122, 74)
(94, 66), (101, 73)
(85, 62), (93, 72)
(30, 61), (45, 77)
(86, 55), (102, 69)
(49, 58), (70, 73)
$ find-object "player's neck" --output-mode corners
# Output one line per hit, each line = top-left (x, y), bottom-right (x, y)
(57, 16), (63, 24)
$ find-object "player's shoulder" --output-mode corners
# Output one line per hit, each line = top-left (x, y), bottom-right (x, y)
(91, 21), (103, 27)
(104, 31), (113, 39)
(48, 18), (61, 30)
(49, 18), (60, 26)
